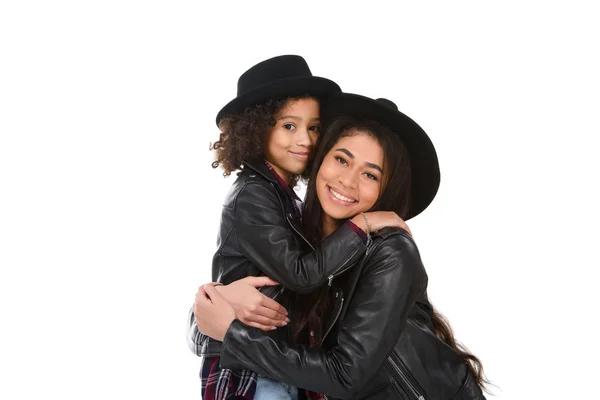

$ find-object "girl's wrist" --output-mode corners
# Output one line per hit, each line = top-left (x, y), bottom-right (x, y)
(350, 214), (367, 232)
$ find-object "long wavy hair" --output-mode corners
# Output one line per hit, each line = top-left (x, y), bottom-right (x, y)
(210, 95), (316, 186)
(293, 116), (489, 391)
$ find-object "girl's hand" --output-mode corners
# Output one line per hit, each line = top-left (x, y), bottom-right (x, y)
(194, 284), (235, 341)
(351, 211), (412, 236)
(215, 276), (289, 331)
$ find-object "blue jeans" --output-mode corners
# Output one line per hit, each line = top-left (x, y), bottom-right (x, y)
(254, 377), (298, 400)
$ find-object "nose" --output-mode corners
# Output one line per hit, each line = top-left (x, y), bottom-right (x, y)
(338, 169), (358, 190)
(295, 127), (311, 148)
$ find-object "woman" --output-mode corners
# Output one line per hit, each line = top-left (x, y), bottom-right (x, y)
(194, 93), (488, 399)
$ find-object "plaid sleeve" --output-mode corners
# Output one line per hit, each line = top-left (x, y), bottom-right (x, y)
(201, 356), (258, 399)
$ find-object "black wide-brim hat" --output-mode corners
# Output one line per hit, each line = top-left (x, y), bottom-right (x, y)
(322, 93), (441, 220)
(215, 55), (341, 126)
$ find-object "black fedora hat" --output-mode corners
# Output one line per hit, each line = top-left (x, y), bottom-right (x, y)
(322, 93), (441, 220)
(215, 55), (341, 126)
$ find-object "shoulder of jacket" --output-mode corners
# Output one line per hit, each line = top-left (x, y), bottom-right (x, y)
(368, 228), (424, 272)
(225, 174), (285, 214)
(372, 227), (416, 249)
(227, 171), (276, 199)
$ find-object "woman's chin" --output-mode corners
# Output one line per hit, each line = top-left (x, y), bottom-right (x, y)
(321, 204), (356, 221)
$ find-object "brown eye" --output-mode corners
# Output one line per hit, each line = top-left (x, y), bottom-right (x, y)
(335, 156), (347, 165)
(364, 172), (378, 181)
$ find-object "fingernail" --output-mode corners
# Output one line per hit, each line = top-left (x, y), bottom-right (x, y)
(271, 326), (277, 330)
(281, 321), (288, 326)
(285, 317), (290, 323)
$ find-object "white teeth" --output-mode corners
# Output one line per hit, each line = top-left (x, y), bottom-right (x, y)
(329, 187), (356, 203)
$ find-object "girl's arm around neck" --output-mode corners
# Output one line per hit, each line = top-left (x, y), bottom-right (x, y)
(233, 181), (367, 294)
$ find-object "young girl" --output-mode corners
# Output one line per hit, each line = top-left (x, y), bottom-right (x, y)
(194, 93), (489, 399)
(188, 57), (409, 399)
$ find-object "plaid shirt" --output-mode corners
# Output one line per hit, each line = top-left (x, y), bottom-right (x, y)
(201, 355), (325, 400)
(201, 357), (257, 399)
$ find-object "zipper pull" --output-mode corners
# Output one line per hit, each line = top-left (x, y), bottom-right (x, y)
(365, 236), (373, 256)
(328, 275), (333, 286)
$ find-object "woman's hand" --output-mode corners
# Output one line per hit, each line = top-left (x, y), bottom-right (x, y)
(194, 283), (236, 341)
(351, 211), (412, 236)
(215, 276), (289, 331)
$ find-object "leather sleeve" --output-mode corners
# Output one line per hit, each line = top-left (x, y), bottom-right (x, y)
(233, 182), (366, 294)
(220, 232), (427, 399)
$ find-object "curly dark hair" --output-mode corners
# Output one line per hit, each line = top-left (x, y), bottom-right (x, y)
(210, 95), (317, 185)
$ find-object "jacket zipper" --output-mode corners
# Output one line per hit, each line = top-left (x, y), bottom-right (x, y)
(275, 286), (285, 299)
(267, 285), (285, 301)
(286, 214), (360, 287)
(257, 284), (286, 305)
(286, 214), (315, 250)
(365, 235), (373, 255)
(321, 289), (344, 346)
(327, 247), (359, 286)
(327, 219), (378, 285)
(319, 289), (344, 400)
(387, 351), (426, 400)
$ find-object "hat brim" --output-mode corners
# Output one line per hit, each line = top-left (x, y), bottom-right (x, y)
(216, 76), (341, 125)
(322, 93), (441, 220)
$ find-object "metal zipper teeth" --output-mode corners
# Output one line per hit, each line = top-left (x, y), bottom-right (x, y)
(271, 286), (285, 301)
(319, 290), (344, 400)
(258, 283), (286, 300)
(327, 247), (359, 286)
(286, 214), (315, 250)
(365, 235), (373, 255)
(287, 213), (359, 287)
(320, 291), (344, 346)
(330, 226), (380, 283)
(388, 354), (425, 400)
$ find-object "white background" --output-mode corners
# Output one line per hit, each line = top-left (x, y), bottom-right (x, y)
(1, 1), (599, 399)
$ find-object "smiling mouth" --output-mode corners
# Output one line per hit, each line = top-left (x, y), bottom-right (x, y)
(290, 151), (309, 160)
(328, 186), (357, 204)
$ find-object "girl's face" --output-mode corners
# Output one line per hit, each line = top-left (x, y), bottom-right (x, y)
(264, 97), (320, 183)
(316, 131), (384, 221)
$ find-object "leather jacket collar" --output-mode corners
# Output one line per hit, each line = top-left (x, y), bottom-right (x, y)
(242, 158), (278, 185)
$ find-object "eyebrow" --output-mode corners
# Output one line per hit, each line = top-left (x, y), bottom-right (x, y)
(335, 148), (383, 174)
(277, 115), (320, 121)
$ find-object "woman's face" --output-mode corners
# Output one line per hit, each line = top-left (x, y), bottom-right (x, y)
(316, 130), (384, 221)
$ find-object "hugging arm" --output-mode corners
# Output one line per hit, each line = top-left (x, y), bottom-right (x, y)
(219, 233), (427, 399)
(187, 181), (366, 355)
(187, 277), (288, 355)
(234, 182), (366, 294)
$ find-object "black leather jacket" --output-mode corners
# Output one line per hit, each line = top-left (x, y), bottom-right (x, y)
(219, 228), (486, 400)
(187, 159), (367, 357)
